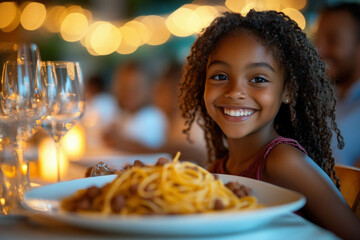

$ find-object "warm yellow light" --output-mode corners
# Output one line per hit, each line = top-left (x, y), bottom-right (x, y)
(225, 0), (247, 13)
(82, 21), (102, 55)
(39, 138), (68, 182)
(90, 21), (121, 55)
(193, 6), (219, 33)
(282, 8), (306, 29)
(182, 3), (199, 10)
(116, 19), (151, 54)
(1, 164), (16, 178)
(241, 2), (258, 15)
(226, 0), (283, 15)
(281, 0), (307, 10)
(60, 12), (88, 42)
(116, 37), (138, 55)
(0, 2), (17, 29)
(257, 0), (279, 11)
(187, 10), (202, 34)
(86, 46), (100, 56)
(141, 15), (170, 45)
(66, 5), (85, 14)
(2, 4), (20, 32)
(0, 198), (5, 206)
(123, 20), (150, 46)
(166, 8), (196, 37)
(43, 5), (67, 33)
(214, 5), (230, 13)
(21, 163), (28, 176)
(266, 0), (282, 11)
(119, 25), (141, 48)
(82, 8), (93, 23)
(20, 2), (46, 31)
(62, 124), (86, 161)
(165, 15), (184, 37)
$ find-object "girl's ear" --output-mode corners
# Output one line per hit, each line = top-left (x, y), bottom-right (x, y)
(282, 97), (290, 104)
(282, 87), (291, 104)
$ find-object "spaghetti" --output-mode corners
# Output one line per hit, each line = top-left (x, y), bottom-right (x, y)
(61, 152), (259, 215)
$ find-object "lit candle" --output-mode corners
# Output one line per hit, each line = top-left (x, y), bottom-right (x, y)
(21, 163), (28, 176)
(39, 138), (68, 182)
(0, 197), (5, 206)
(62, 124), (86, 161)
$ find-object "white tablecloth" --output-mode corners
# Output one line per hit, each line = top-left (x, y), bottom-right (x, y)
(0, 212), (339, 240)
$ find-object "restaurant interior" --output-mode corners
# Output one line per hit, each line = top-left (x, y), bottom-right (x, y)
(0, 0), (332, 182)
(0, 0), (359, 239)
(0, 0), (325, 183)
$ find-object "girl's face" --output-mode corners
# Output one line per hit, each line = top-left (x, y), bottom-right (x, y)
(204, 33), (288, 140)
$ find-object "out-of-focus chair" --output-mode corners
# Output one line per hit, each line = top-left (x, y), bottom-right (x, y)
(335, 164), (360, 217)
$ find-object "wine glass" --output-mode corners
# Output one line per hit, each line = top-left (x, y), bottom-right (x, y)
(0, 42), (42, 144)
(0, 43), (43, 214)
(1, 60), (44, 186)
(41, 61), (85, 182)
(0, 42), (42, 122)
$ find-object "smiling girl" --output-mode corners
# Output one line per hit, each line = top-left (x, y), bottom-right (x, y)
(178, 10), (360, 239)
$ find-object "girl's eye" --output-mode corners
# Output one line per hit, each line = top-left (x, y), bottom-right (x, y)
(211, 74), (228, 81)
(250, 76), (268, 83)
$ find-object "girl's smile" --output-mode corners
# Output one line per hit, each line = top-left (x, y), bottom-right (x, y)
(221, 106), (256, 121)
(223, 107), (255, 117)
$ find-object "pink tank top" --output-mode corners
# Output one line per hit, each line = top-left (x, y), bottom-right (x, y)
(209, 136), (307, 180)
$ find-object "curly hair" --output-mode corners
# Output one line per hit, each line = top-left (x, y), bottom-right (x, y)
(178, 10), (344, 186)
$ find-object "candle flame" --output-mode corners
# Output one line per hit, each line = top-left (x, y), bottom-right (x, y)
(39, 138), (68, 182)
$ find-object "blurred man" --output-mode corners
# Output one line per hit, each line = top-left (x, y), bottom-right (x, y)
(315, 2), (360, 167)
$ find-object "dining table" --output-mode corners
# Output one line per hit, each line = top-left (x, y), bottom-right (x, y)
(0, 211), (340, 240)
(0, 152), (341, 240)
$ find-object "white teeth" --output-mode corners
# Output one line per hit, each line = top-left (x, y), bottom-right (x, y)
(224, 108), (253, 117)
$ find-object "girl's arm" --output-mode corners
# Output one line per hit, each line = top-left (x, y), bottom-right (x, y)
(263, 144), (360, 240)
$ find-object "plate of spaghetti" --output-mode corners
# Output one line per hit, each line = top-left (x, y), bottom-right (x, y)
(23, 153), (305, 236)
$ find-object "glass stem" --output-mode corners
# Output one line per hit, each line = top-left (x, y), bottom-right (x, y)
(56, 141), (62, 182)
(15, 145), (29, 195)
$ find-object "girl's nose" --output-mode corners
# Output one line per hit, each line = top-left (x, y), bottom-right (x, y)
(224, 81), (246, 99)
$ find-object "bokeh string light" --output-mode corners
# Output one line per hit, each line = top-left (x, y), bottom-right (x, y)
(0, 0), (307, 56)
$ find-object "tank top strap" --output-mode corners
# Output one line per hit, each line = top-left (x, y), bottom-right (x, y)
(263, 136), (307, 159)
(242, 136), (307, 180)
(209, 136), (308, 180)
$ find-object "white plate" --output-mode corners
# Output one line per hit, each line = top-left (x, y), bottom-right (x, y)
(23, 174), (306, 236)
(73, 152), (172, 169)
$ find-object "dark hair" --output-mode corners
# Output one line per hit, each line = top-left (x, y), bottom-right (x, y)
(320, 2), (360, 40)
(86, 74), (105, 92)
(178, 10), (344, 186)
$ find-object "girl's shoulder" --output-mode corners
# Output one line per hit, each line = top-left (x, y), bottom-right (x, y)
(263, 138), (334, 193)
(262, 137), (309, 173)
(266, 142), (309, 170)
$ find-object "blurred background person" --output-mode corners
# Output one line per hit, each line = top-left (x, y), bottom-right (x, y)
(102, 60), (206, 165)
(315, 2), (360, 167)
(152, 62), (206, 166)
(102, 60), (168, 152)
(81, 74), (118, 152)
